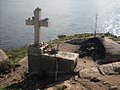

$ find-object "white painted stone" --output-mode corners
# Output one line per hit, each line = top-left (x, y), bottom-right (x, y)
(43, 51), (79, 61)
(56, 51), (79, 61)
(26, 7), (49, 45)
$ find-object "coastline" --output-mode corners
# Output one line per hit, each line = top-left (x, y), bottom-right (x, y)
(0, 33), (120, 89)
(1, 33), (119, 65)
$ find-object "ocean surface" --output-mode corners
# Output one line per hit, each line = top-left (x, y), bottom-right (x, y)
(0, 0), (120, 49)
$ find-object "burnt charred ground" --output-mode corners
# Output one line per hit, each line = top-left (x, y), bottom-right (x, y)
(66, 37), (106, 62)
(78, 37), (106, 61)
(66, 37), (120, 64)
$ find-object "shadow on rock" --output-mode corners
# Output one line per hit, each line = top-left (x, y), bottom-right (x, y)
(6, 73), (74, 90)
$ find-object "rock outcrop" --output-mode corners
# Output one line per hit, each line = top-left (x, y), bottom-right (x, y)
(78, 62), (120, 79)
(102, 37), (120, 64)
(79, 67), (100, 78)
(0, 49), (8, 62)
(99, 62), (120, 75)
(0, 49), (10, 72)
(19, 56), (28, 68)
(55, 43), (80, 53)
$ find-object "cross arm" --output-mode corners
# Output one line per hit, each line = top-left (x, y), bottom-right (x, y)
(26, 18), (34, 25)
(40, 18), (49, 27)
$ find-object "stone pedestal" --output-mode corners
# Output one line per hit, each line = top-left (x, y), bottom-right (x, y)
(28, 45), (42, 75)
(28, 45), (79, 77)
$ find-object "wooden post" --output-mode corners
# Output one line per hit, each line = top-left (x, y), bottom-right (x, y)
(94, 14), (98, 37)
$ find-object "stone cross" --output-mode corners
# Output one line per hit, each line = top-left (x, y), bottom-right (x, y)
(26, 7), (49, 46)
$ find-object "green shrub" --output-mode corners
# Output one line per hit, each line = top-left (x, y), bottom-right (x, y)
(5, 47), (27, 65)
(110, 37), (120, 41)
(57, 35), (66, 39)
(0, 87), (14, 90)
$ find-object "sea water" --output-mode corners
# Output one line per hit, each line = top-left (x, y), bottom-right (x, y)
(0, 0), (120, 49)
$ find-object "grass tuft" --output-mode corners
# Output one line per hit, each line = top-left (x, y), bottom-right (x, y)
(5, 47), (27, 65)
